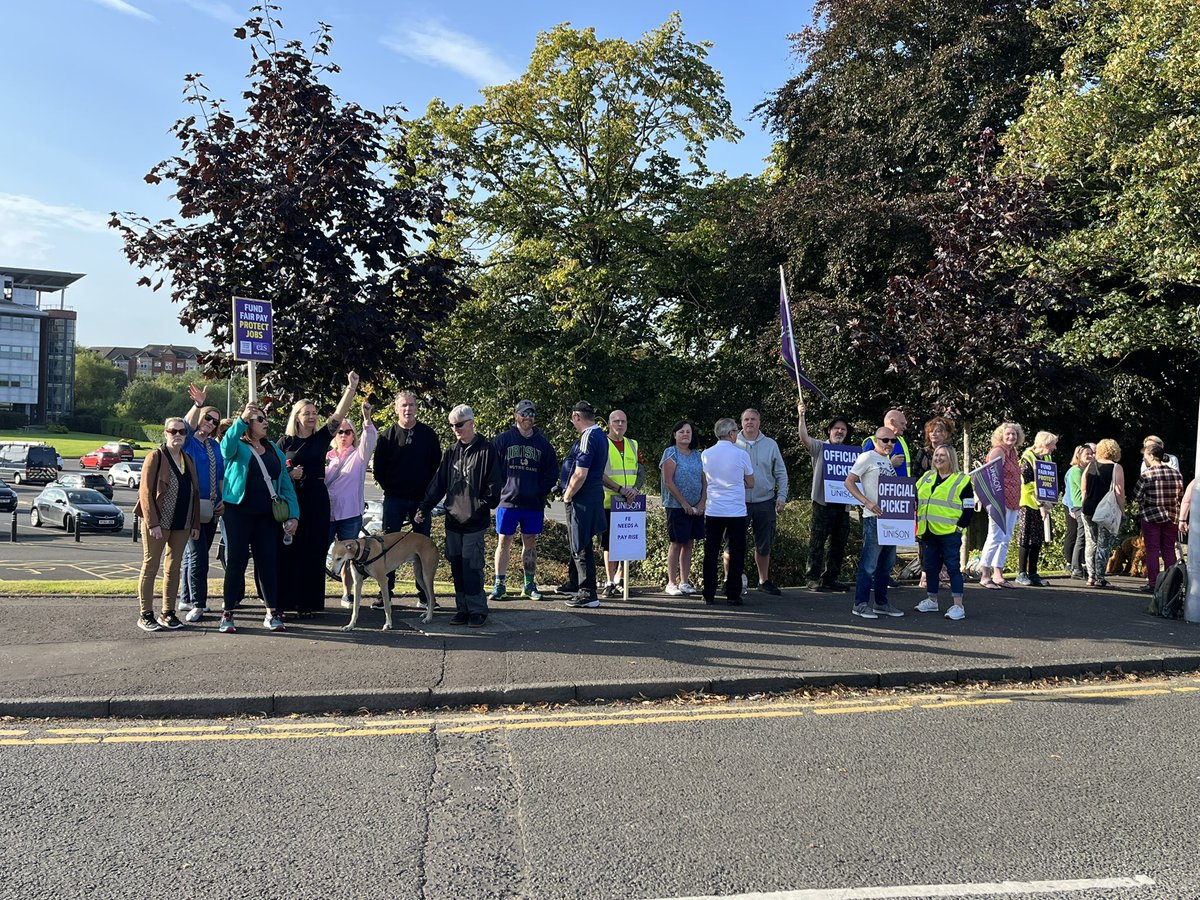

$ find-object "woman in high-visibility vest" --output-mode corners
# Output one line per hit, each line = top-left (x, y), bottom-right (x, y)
(915, 444), (974, 620)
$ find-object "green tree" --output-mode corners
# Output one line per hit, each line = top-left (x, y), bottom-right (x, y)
(758, 0), (1065, 424)
(1003, 0), (1200, 445)
(110, 4), (464, 405)
(73, 348), (127, 415)
(116, 375), (188, 422)
(405, 14), (742, 445)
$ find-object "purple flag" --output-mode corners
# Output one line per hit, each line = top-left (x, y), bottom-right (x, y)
(780, 267), (829, 402)
(969, 456), (1006, 531)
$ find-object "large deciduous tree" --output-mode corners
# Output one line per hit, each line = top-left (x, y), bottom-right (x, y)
(111, 5), (463, 404)
(405, 14), (742, 444)
(758, 0), (1064, 424)
(73, 349), (127, 416)
(1003, 0), (1200, 444)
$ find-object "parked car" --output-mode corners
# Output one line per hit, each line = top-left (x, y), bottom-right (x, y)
(0, 478), (16, 514)
(30, 486), (124, 533)
(57, 471), (114, 500)
(107, 461), (144, 489)
(80, 448), (121, 470)
(101, 442), (136, 462)
(0, 442), (60, 485)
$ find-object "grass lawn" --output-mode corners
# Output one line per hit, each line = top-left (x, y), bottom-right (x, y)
(0, 430), (152, 459)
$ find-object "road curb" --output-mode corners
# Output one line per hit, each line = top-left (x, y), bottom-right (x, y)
(2, 654), (1197, 720)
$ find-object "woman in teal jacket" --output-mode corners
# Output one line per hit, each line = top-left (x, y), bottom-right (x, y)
(218, 404), (299, 633)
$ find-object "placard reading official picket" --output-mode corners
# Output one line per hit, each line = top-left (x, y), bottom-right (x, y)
(607, 494), (647, 562)
(232, 297), (274, 363)
(1034, 461), (1059, 504)
(822, 444), (864, 505)
(876, 475), (917, 546)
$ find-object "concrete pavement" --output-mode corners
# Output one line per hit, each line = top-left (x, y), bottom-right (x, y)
(1, 576), (1197, 718)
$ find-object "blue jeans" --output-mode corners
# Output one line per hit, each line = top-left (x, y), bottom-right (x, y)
(921, 530), (964, 596)
(855, 517), (897, 607)
(179, 520), (219, 609)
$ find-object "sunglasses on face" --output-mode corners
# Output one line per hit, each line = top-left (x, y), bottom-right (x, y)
(249, 415), (266, 424)
(518, 412), (536, 419)
(876, 437), (896, 444)
(451, 420), (472, 429)
(336, 429), (354, 435)
(165, 428), (187, 436)
(203, 416), (220, 426)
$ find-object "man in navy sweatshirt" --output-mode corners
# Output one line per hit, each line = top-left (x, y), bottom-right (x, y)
(489, 400), (559, 601)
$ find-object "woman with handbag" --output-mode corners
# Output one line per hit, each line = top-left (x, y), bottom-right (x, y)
(277, 372), (360, 617)
(326, 399), (377, 606)
(218, 404), (299, 633)
(134, 417), (202, 632)
(177, 383), (225, 622)
(1080, 438), (1125, 588)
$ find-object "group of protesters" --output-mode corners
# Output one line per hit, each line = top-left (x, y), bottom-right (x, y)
(132, 382), (1191, 633)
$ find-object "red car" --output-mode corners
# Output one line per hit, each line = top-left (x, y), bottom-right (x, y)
(80, 448), (121, 470)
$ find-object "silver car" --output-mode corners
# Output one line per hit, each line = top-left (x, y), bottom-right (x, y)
(107, 460), (144, 489)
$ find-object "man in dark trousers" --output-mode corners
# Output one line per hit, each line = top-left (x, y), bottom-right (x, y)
(489, 399), (559, 601)
(417, 405), (502, 627)
(373, 389), (441, 606)
(558, 400), (610, 608)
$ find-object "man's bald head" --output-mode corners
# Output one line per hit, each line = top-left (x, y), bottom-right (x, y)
(883, 409), (907, 435)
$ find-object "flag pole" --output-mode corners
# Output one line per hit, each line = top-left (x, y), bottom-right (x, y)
(780, 265), (804, 405)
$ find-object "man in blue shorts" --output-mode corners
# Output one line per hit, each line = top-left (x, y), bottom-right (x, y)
(489, 400), (559, 601)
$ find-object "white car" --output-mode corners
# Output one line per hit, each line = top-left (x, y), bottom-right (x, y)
(107, 460), (144, 489)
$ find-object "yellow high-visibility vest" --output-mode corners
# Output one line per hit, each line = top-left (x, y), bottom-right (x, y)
(916, 471), (969, 536)
(603, 436), (639, 510)
(1020, 448), (1052, 509)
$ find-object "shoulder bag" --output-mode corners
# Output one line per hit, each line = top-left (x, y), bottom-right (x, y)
(251, 444), (291, 523)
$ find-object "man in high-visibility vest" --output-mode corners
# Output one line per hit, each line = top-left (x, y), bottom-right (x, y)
(914, 444), (975, 620)
(600, 409), (645, 598)
(863, 408), (912, 476)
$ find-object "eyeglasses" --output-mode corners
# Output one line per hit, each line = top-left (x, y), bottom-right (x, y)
(876, 437), (896, 444)
(203, 416), (220, 426)
(249, 415), (266, 424)
(517, 412), (536, 419)
(336, 429), (354, 435)
(165, 428), (187, 436)
(451, 419), (473, 429)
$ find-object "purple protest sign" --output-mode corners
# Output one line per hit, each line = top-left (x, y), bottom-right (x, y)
(876, 475), (917, 546)
(232, 296), (274, 363)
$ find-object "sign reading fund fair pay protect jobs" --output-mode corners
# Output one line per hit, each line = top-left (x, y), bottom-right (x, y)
(607, 494), (647, 562)
(232, 297), (274, 363)
(822, 444), (864, 505)
(876, 475), (917, 547)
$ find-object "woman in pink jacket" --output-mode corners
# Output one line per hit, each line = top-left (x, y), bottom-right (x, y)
(325, 400), (378, 606)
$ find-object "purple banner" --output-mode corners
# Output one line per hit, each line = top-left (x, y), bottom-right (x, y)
(232, 296), (274, 363)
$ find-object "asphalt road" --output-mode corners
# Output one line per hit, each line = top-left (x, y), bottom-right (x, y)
(2, 678), (1196, 899)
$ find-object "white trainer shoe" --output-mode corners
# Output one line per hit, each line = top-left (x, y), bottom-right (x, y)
(915, 598), (940, 613)
(944, 605), (966, 621)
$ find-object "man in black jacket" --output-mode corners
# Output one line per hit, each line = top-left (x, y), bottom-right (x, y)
(416, 405), (502, 627)
(373, 390), (442, 605)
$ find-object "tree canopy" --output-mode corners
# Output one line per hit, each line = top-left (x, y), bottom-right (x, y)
(110, 4), (463, 406)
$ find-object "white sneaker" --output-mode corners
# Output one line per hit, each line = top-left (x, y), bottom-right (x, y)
(665, 583), (684, 596)
(915, 598), (940, 613)
(184, 606), (205, 623)
(339, 595), (352, 609)
(679, 582), (697, 595)
(176, 600), (195, 611)
(944, 605), (965, 621)
(741, 573), (749, 591)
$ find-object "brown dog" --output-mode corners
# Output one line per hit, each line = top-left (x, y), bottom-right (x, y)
(329, 531), (439, 631)
(1105, 536), (1146, 577)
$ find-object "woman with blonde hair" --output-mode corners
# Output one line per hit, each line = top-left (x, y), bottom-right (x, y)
(978, 422), (1024, 589)
(134, 417), (202, 631)
(1016, 430), (1058, 586)
(1080, 438), (1125, 587)
(277, 371), (360, 617)
(326, 399), (378, 606)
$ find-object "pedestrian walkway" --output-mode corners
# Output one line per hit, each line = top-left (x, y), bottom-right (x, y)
(0, 577), (1196, 718)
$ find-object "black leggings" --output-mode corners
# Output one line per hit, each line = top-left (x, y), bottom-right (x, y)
(222, 502), (280, 612)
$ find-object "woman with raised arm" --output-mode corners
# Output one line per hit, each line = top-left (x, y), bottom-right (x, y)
(218, 404), (299, 633)
(277, 372), (359, 617)
(326, 399), (378, 606)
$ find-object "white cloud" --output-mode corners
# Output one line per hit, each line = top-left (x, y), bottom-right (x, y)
(174, 0), (242, 26)
(89, 0), (156, 21)
(0, 193), (112, 263)
(382, 22), (518, 87)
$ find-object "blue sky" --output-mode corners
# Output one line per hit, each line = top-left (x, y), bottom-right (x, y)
(2, 0), (810, 349)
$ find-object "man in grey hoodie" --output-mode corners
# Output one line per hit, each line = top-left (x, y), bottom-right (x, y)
(726, 408), (789, 595)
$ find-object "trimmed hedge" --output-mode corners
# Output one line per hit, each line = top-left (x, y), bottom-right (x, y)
(0, 411), (28, 429)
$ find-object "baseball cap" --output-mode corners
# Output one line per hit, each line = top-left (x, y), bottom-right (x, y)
(515, 399), (536, 416)
(571, 400), (595, 417)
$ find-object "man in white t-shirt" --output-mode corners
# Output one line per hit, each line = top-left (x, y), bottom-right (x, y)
(844, 426), (905, 620)
(701, 417), (755, 606)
